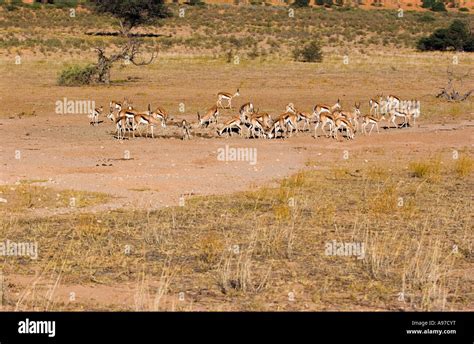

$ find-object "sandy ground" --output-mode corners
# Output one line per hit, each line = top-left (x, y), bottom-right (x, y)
(1, 112), (473, 216)
(0, 113), (472, 310)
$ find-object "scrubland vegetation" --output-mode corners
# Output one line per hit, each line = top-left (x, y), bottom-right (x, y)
(0, 4), (472, 60)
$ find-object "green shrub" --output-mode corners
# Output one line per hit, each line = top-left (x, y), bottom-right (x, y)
(188, 0), (204, 6)
(30, 2), (42, 9)
(57, 64), (96, 86)
(417, 20), (473, 52)
(293, 41), (323, 63)
(53, 0), (79, 9)
(422, 0), (445, 11)
(421, 0), (434, 8)
(458, 7), (469, 12)
(463, 36), (474, 51)
(430, 1), (446, 11)
(418, 13), (436, 23)
(292, 0), (310, 7)
(5, 0), (22, 11)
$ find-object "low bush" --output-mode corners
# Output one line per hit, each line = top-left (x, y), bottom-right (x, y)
(293, 41), (323, 63)
(57, 64), (96, 86)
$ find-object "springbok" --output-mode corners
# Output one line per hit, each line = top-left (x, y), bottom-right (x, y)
(252, 110), (273, 129)
(88, 106), (103, 126)
(388, 109), (409, 129)
(361, 114), (386, 135)
(314, 111), (339, 138)
(333, 116), (356, 140)
(339, 103), (361, 133)
(285, 103), (310, 132)
(217, 117), (243, 137)
(239, 102), (255, 121)
(217, 89), (240, 109)
(266, 117), (286, 139)
(198, 105), (219, 128)
(274, 112), (298, 137)
(115, 115), (130, 140)
(133, 112), (163, 139)
(151, 105), (171, 128)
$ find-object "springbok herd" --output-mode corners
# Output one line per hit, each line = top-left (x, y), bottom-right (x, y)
(88, 89), (421, 141)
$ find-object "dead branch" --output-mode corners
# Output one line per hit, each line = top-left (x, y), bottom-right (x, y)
(436, 67), (473, 102)
(93, 40), (157, 84)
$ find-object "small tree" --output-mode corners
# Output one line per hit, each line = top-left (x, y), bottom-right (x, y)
(89, 0), (171, 84)
(94, 0), (170, 36)
(293, 41), (323, 63)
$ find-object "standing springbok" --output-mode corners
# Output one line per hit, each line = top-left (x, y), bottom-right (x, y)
(361, 114), (386, 135)
(115, 105), (154, 138)
(252, 110), (273, 129)
(238, 102), (255, 137)
(312, 99), (342, 118)
(388, 109), (409, 129)
(246, 116), (266, 138)
(285, 103), (310, 132)
(314, 110), (340, 138)
(115, 115), (130, 140)
(239, 102), (254, 120)
(133, 112), (163, 139)
(88, 106), (103, 126)
(217, 89), (240, 109)
(110, 98), (133, 112)
(339, 103), (361, 133)
(273, 112), (298, 137)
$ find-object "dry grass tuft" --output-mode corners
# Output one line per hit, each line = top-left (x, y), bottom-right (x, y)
(453, 155), (473, 178)
(0, 151), (472, 311)
(408, 158), (441, 181)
